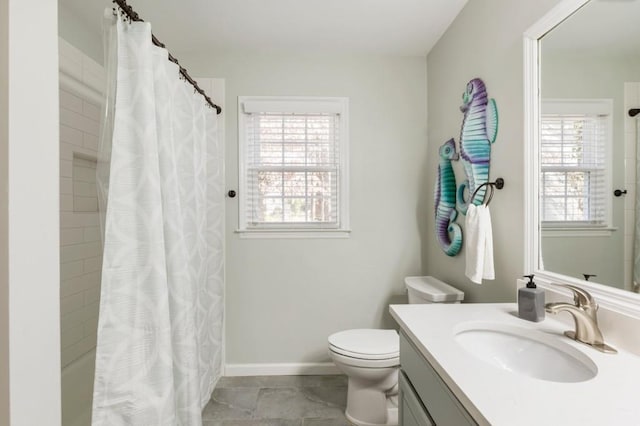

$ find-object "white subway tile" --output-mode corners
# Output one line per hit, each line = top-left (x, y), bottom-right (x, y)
(73, 181), (97, 198)
(59, 44), (83, 80)
(59, 38), (82, 65)
(82, 55), (103, 75)
(60, 194), (74, 212)
(83, 101), (101, 121)
(60, 260), (85, 281)
(61, 228), (84, 246)
(83, 316), (99, 338)
(73, 196), (98, 213)
(84, 287), (101, 305)
(60, 159), (73, 178)
(61, 242), (101, 263)
(59, 40), (106, 367)
(60, 142), (75, 161)
(60, 108), (84, 130)
(59, 60), (82, 84)
(61, 108), (100, 136)
(61, 324), (85, 350)
(61, 301), (100, 331)
(60, 212), (99, 228)
(83, 134), (99, 151)
(84, 256), (102, 274)
(60, 177), (73, 195)
(61, 272), (99, 297)
(60, 90), (83, 114)
(83, 228), (100, 243)
(82, 64), (106, 94)
(64, 145), (98, 161)
(83, 256), (100, 273)
(60, 125), (83, 146)
(74, 156), (95, 167)
(73, 165), (96, 183)
(61, 333), (97, 368)
(61, 293), (85, 316)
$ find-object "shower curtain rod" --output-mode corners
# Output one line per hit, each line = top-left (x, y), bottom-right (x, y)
(112, 0), (222, 115)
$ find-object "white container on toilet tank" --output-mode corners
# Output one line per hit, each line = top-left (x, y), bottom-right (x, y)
(328, 276), (464, 426)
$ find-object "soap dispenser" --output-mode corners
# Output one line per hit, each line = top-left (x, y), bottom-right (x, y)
(518, 274), (545, 322)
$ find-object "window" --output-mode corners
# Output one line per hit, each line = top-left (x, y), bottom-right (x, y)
(540, 99), (612, 231)
(238, 97), (349, 237)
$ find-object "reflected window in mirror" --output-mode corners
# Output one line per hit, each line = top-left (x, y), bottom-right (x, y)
(540, 99), (613, 232)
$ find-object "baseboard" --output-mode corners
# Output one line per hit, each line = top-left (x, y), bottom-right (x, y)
(224, 362), (341, 377)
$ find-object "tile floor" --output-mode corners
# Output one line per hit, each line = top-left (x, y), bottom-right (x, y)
(203, 375), (350, 426)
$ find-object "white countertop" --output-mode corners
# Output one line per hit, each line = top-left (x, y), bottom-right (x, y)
(390, 303), (640, 426)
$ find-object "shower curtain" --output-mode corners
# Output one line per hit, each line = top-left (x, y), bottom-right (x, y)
(92, 10), (224, 425)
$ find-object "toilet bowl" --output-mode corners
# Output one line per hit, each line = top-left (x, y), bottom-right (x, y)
(329, 329), (399, 426)
(328, 276), (463, 426)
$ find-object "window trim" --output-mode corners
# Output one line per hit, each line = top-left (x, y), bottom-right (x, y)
(237, 96), (350, 238)
(539, 98), (613, 232)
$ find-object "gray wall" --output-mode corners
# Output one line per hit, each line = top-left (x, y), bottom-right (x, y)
(58, 0), (588, 365)
(180, 51), (428, 364)
(540, 51), (640, 288)
(424, 0), (563, 302)
(58, 2), (102, 64)
(58, 5), (430, 368)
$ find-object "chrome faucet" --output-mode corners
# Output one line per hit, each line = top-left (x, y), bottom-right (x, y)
(545, 284), (617, 354)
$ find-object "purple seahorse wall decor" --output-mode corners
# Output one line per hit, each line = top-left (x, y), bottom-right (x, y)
(434, 138), (462, 256)
(456, 78), (498, 215)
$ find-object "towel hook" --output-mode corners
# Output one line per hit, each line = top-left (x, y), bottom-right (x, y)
(470, 178), (505, 206)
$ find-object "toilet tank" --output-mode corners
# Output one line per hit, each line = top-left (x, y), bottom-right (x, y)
(404, 276), (464, 304)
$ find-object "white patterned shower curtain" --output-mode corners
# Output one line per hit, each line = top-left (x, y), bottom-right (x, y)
(92, 10), (224, 425)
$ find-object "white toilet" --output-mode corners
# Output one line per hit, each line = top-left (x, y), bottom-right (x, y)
(328, 276), (463, 426)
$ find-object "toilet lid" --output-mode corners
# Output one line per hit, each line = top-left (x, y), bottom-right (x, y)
(328, 329), (399, 360)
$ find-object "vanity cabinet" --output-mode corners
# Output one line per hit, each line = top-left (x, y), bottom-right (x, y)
(399, 332), (477, 426)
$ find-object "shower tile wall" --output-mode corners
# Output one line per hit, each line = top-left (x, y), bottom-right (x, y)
(59, 39), (105, 368)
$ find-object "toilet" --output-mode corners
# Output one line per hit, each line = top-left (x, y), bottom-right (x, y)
(328, 276), (464, 426)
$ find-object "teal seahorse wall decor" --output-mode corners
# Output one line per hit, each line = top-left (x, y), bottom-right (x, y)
(434, 138), (462, 256)
(456, 78), (498, 215)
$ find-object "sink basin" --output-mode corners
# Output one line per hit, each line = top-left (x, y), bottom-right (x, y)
(454, 322), (597, 383)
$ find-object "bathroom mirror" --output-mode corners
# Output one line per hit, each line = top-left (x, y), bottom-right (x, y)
(524, 0), (640, 316)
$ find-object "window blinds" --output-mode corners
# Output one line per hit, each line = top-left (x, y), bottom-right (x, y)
(245, 111), (341, 227)
(540, 113), (608, 224)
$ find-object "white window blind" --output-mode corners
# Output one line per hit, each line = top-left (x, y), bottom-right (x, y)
(540, 100), (611, 227)
(238, 97), (349, 235)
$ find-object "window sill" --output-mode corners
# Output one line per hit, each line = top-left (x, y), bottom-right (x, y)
(235, 228), (351, 239)
(541, 226), (617, 237)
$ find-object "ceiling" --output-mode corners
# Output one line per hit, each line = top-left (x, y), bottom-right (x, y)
(60, 0), (468, 56)
(542, 0), (640, 55)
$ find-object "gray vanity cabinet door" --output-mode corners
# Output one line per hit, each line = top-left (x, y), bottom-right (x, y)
(399, 371), (434, 426)
(400, 333), (477, 426)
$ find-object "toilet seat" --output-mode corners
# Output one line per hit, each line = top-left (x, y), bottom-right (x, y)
(329, 348), (399, 368)
(329, 329), (399, 363)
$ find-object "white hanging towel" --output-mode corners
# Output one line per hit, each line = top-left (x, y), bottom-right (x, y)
(465, 204), (495, 284)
